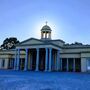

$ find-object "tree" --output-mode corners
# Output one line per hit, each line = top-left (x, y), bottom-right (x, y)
(71, 42), (83, 45)
(1, 37), (20, 50)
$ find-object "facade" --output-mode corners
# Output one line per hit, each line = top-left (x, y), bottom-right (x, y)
(0, 24), (90, 72)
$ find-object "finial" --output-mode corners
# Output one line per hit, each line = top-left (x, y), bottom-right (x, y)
(45, 21), (48, 25)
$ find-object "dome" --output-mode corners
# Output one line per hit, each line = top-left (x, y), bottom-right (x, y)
(41, 25), (52, 31)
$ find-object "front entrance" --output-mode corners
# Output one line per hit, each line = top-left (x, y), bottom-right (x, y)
(27, 48), (57, 71)
(29, 49), (45, 71)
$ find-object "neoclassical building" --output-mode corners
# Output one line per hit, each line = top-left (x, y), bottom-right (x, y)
(0, 24), (90, 72)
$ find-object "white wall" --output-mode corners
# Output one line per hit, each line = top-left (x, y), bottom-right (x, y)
(4, 59), (9, 69)
(81, 58), (87, 72)
(0, 59), (9, 69)
(0, 59), (2, 68)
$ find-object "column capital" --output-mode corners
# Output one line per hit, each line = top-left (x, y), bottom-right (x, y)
(36, 48), (39, 51)
(49, 47), (52, 49)
(15, 48), (17, 50)
(18, 48), (20, 50)
(45, 48), (48, 50)
(25, 48), (28, 52)
(25, 48), (28, 49)
(58, 49), (60, 52)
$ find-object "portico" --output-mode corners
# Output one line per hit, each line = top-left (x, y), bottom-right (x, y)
(14, 47), (60, 72)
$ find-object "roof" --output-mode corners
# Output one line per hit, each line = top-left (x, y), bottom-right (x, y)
(63, 44), (90, 49)
(41, 25), (52, 31)
(16, 38), (64, 48)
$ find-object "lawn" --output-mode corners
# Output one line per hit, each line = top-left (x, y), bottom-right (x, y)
(0, 70), (90, 90)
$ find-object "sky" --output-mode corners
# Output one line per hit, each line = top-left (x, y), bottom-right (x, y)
(0, 0), (90, 45)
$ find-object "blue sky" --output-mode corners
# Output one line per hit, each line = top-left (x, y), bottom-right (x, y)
(0, 0), (90, 44)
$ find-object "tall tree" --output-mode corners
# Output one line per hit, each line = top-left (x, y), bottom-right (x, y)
(1, 37), (20, 50)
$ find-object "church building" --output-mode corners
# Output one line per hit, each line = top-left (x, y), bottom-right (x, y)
(0, 24), (90, 72)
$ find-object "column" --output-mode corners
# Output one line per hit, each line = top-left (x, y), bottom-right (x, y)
(17, 48), (20, 70)
(41, 32), (43, 39)
(45, 48), (48, 71)
(61, 58), (62, 71)
(36, 48), (39, 71)
(56, 50), (60, 71)
(73, 58), (75, 72)
(67, 58), (69, 72)
(49, 33), (51, 39)
(14, 49), (17, 70)
(49, 48), (52, 71)
(24, 48), (28, 71)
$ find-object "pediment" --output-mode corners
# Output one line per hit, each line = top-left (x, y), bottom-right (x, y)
(18, 38), (44, 46)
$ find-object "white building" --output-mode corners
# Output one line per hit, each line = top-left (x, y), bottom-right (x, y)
(0, 24), (90, 72)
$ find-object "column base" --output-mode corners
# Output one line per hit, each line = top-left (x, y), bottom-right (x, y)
(35, 69), (39, 71)
(44, 69), (52, 72)
(48, 70), (51, 72)
(24, 69), (27, 71)
(44, 70), (48, 72)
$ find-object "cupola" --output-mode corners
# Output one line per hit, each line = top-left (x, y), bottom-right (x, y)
(41, 22), (52, 40)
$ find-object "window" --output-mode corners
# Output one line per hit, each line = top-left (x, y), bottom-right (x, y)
(2, 59), (5, 67)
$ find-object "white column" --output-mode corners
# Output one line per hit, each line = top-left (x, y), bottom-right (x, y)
(41, 32), (43, 39)
(56, 50), (60, 71)
(49, 48), (52, 71)
(49, 33), (51, 39)
(17, 48), (20, 70)
(67, 58), (69, 72)
(36, 48), (39, 71)
(73, 58), (75, 72)
(81, 58), (87, 72)
(45, 48), (48, 71)
(24, 48), (28, 71)
(14, 49), (17, 70)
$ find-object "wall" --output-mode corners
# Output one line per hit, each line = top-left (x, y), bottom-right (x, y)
(81, 58), (87, 72)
